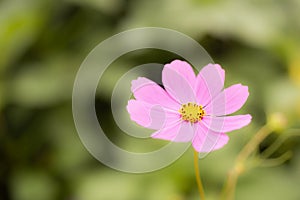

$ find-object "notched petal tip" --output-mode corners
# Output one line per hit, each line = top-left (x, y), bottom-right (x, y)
(165, 59), (191, 67)
(233, 84), (250, 99)
(233, 114), (252, 131)
(205, 82), (250, 115)
(126, 100), (150, 127)
(236, 84), (250, 100)
(126, 99), (138, 113)
(246, 113), (252, 119)
(164, 59), (196, 85)
(202, 63), (225, 74)
(244, 114), (252, 124)
(202, 114), (252, 133)
(131, 77), (150, 93)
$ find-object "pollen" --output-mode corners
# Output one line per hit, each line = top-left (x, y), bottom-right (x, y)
(179, 103), (205, 123)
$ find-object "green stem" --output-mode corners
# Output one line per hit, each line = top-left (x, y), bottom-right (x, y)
(221, 125), (272, 200)
(194, 150), (206, 200)
(261, 129), (300, 158)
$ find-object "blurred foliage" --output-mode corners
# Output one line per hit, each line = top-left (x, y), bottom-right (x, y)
(1, 0), (300, 200)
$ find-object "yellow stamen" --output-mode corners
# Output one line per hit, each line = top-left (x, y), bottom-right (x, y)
(179, 103), (205, 123)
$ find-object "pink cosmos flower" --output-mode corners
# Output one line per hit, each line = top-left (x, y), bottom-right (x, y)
(127, 60), (251, 152)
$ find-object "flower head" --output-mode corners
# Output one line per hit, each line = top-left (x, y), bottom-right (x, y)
(127, 60), (251, 152)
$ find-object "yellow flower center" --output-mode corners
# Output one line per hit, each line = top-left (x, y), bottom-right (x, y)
(179, 103), (205, 123)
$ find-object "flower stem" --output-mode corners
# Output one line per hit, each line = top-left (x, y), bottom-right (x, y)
(194, 150), (206, 200)
(221, 125), (272, 200)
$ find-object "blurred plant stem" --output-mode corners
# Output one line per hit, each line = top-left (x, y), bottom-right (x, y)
(261, 128), (300, 159)
(221, 125), (273, 200)
(194, 149), (206, 200)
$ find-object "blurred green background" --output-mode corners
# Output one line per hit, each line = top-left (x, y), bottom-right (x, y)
(1, 0), (300, 199)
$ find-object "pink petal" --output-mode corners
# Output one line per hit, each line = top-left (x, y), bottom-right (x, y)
(151, 121), (194, 142)
(195, 64), (225, 106)
(205, 84), (249, 116)
(164, 60), (196, 88)
(192, 123), (229, 153)
(202, 114), (252, 133)
(162, 66), (196, 104)
(131, 77), (180, 110)
(194, 74), (211, 106)
(127, 100), (180, 130)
